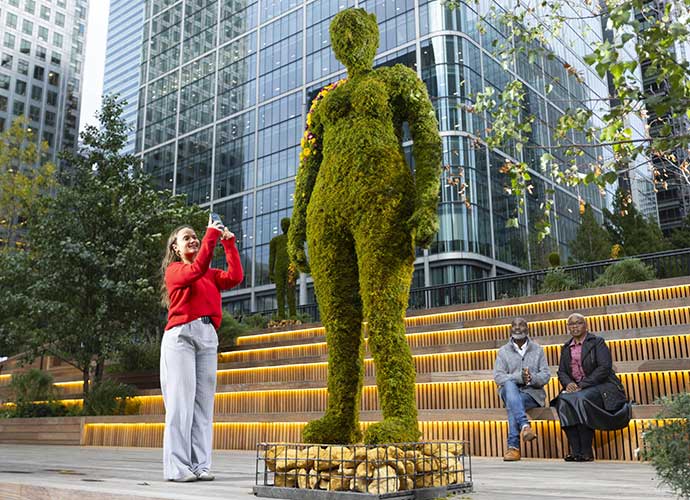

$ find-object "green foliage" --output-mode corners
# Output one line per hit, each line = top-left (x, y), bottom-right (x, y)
(12, 95), (206, 394)
(244, 313), (269, 330)
(642, 393), (690, 499)
(591, 259), (656, 287)
(0, 116), (56, 252)
(82, 379), (139, 416)
(269, 218), (296, 319)
(540, 269), (581, 294)
(109, 339), (161, 373)
(605, 190), (670, 256)
(447, 0), (690, 239)
(669, 214), (690, 250)
(570, 204), (612, 263)
(0, 250), (33, 358)
(14, 401), (68, 418)
(547, 252), (561, 268)
(10, 369), (56, 405)
(217, 311), (248, 347)
(9, 369), (68, 418)
(291, 8), (439, 444)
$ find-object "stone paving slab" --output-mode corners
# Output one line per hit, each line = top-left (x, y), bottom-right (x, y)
(0, 445), (675, 500)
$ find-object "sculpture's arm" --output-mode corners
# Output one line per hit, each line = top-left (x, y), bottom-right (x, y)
(288, 99), (325, 273)
(387, 64), (442, 248)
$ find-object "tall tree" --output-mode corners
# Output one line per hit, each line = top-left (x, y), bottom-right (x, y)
(669, 214), (690, 249)
(0, 116), (55, 252)
(20, 95), (206, 394)
(605, 189), (671, 256)
(445, 0), (690, 239)
(570, 204), (612, 263)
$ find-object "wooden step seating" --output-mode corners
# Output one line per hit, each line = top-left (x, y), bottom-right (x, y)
(3, 278), (690, 460)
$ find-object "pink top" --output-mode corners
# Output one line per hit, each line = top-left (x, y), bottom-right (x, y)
(569, 335), (587, 383)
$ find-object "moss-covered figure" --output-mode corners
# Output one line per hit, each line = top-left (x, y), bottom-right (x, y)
(288, 8), (442, 445)
(269, 217), (296, 319)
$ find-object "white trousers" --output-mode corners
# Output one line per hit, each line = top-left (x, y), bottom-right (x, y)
(160, 318), (218, 480)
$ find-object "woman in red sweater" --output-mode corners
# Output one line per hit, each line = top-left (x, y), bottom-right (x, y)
(159, 215), (243, 482)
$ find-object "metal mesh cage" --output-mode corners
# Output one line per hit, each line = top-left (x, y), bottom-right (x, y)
(255, 441), (472, 498)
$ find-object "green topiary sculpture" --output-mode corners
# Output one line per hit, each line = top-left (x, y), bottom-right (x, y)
(269, 217), (296, 320)
(288, 8), (442, 445)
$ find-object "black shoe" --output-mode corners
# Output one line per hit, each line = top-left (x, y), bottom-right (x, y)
(564, 454), (580, 462)
(576, 455), (594, 462)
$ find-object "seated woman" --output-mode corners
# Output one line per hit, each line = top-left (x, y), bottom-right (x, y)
(551, 313), (630, 462)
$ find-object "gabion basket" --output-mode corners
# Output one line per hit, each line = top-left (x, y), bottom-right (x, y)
(254, 441), (472, 499)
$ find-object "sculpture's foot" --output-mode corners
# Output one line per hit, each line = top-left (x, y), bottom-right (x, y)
(302, 414), (362, 444)
(363, 417), (421, 445)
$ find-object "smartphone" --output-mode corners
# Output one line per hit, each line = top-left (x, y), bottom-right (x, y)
(210, 212), (224, 228)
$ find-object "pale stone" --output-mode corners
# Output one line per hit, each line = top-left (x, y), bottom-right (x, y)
(297, 468), (309, 489)
(328, 475), (352, 491)
(308, 468), (319, 489)
(274, 470), (298, 488)
(266, 445), (300, 472)
(367, 465), (398, 495)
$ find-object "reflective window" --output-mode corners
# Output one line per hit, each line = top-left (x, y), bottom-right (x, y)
(215, 111), (255, 198)
(176, 127), (213, 204)
(217, 33), (256, 118)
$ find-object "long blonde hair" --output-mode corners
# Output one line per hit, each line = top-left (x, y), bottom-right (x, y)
(160, 225), (194, 307)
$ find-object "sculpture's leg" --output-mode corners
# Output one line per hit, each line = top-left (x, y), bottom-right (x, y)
(287, 279), (297, 319)
(355, 215), (420, 444)
(303, 218), (364, 444)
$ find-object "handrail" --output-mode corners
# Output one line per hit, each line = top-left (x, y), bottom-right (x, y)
(247, 248), (690, 321)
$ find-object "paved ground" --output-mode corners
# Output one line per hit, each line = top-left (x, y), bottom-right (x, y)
(0, 445), (675, 500)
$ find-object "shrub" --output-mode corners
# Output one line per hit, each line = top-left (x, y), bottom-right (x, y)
(109, 339), (161, 373)
(10, 369), (56, 407)
(539, 269), (580, 294)
(642, 393), (690, 499)
(548, 252), (561, 267)
(82, 379), (139, 416)
(244, 313), (269, 330)
(14, 401), (68, 418)
(217, 311), (248, 347)
(591, 258), (656, 287)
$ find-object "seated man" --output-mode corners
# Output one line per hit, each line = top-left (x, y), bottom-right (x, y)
(493, 317), (551, 461)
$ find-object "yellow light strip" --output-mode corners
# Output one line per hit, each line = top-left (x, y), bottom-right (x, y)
(220, 307), (690, 363)
(129, 369), (689, 416)
(81, 419), (659, 460)
(236, 283), (690, 345)
(20, 333), (690, 394)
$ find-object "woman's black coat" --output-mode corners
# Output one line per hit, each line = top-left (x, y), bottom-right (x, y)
(557, 333), (627, 411)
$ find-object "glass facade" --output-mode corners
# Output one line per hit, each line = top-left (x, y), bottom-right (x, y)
(0, 0), (87, 160)
(137, 0), (625, 313)
(104, 0), (146, 154)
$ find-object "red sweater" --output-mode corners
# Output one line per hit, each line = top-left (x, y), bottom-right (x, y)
(165, 227), (243, 331)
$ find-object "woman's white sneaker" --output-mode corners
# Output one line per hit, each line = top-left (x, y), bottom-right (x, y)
(197, 471), (215, 481)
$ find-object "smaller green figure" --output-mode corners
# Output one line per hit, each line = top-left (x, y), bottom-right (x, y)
(269, 217), (296, 320)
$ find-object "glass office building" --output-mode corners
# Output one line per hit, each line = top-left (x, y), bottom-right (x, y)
(0, 0), (87, 160)
(136, 0), (623, 313)
(104, 0), (146, 153)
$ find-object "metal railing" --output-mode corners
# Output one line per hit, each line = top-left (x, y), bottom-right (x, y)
(247, 248), (690, 322)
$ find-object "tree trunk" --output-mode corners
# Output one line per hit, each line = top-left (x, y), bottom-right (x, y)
(82, 367), (90, 397)
(95, 357), (105, 383)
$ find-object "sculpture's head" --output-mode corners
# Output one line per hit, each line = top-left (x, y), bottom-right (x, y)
(330, 8), (379, 75)
(281, 217), (291, 234)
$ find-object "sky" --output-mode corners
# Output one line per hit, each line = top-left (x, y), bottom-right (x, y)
(79, 0), (111, 132)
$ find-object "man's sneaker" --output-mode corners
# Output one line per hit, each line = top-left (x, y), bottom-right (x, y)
(503, 447), (521, 461)
(197, 471), (215, 481)
(520, 424), (537, 442)
(170, 472), (197, 482)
